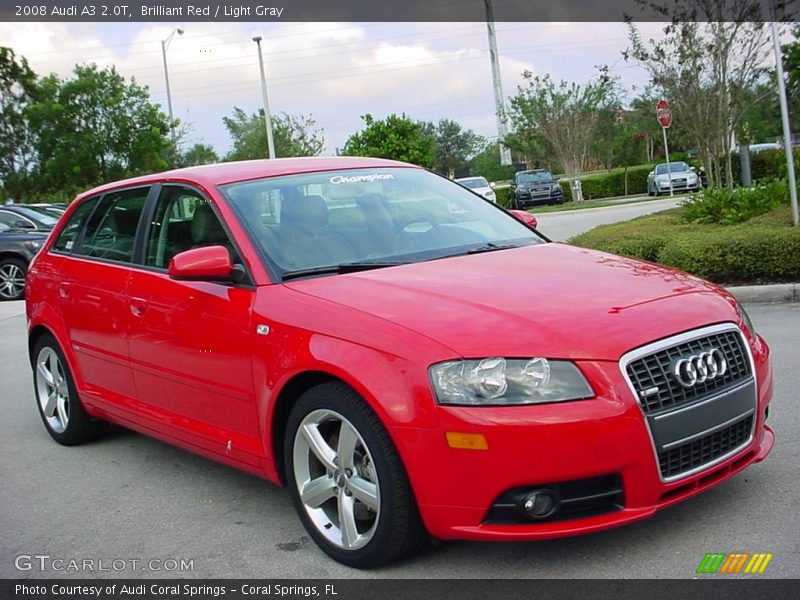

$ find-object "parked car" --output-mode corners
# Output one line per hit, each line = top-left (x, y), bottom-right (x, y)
(0, 222), (47, 300)
(510, 169), (564, 208)
(0, 205), (59, 231)
(28, 203), (67, 216)
(647, 162), (701, 196)
(454, 176), (496, 202)
(25, 157), (773, 568)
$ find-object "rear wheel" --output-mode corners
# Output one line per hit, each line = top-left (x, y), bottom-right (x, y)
(32, 335), (106, 445)
(284, 382), (427, 568)
(0, 257), (27, 301)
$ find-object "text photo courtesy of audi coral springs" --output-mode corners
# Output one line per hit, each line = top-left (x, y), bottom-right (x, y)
(25, 158), (773, 568)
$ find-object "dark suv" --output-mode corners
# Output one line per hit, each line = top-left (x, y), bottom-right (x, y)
(0, 222), (47, 300)
(510, 170), (564, 208)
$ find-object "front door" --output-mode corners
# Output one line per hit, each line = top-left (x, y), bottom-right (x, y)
(126, 185), (260, 466)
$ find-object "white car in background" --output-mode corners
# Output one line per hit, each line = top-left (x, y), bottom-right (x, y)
(647, 162), (701, 196)
(455, 176), (496, 203)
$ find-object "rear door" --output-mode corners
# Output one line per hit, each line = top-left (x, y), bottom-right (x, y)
(55, 187), (151, 408)
(126, 184), (261, 466)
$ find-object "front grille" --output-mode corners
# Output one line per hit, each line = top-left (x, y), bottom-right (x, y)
(658, 415), (753, 479)
(626, 330), (751, 414)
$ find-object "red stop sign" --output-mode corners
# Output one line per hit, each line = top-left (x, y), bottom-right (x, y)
(656, 99), (672, 128)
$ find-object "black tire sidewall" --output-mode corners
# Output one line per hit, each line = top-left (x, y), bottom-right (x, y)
(284, 382), (418, 568)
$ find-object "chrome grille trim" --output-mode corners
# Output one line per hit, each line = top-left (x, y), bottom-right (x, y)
(619, 323), (757, 483)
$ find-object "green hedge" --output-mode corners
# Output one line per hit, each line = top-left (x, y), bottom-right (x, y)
(560, 164), (655, 202)
(569, 207), (800, 285)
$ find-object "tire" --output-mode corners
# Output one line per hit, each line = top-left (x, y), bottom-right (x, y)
(0, 257), (27, 301)
(32, 334), (107, 445)
(284, 382), (427, 568)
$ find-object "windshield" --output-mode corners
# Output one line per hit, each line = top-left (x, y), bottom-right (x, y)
(457, 177), (489, 189)
(27, 206), (64, 219)
(655, 162), (690, 175)
(516, 171), (555, 184)
(221, 167), (542, 279)
(11, 206), (58, 225)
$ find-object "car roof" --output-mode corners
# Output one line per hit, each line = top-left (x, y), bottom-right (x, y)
(455, 176), (486, 182)
(77, 157), (419, 198)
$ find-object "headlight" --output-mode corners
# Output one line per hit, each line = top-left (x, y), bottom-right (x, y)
(485, 190), (495, 198)
(737, 303), (756, 338)
(657, 176), (670, 184)
(429, 357), (594, 406)
(24, 240), (43, 251)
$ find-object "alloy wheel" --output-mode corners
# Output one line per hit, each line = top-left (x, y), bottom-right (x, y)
(0, 262), (25, 300)
(35, 347), (70, 433)
(292, 409), (381, 550)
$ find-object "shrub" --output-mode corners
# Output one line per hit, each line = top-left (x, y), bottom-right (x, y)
(680, 180), (789, 225)
(569, 207), (800, 285)
(559, 164), (655, 202)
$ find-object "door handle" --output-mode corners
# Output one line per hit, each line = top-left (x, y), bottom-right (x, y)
(58, 282), (70, 298)
(130, 297), (149, 317)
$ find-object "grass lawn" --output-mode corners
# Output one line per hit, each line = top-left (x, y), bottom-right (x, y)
(526, 192), (693, 214)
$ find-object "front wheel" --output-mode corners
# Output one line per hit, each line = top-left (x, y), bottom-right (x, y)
(284, 382), (427, 568)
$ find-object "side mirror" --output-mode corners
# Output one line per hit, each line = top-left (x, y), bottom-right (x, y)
(489, 181), (497, 189)
(508, 209), (538, 229)
(15, 220), (35, 229)
(168, 245), (236, 281)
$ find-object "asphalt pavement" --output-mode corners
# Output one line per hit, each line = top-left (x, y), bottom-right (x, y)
(535, 197), (682, 241)
(0, 299), (797, 579)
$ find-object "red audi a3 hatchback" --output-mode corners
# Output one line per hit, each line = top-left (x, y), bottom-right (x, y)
(25, 158), (774, 567)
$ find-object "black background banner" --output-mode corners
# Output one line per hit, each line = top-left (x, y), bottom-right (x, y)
(2, 580), (800, 600)
(0, 0), (797, 23)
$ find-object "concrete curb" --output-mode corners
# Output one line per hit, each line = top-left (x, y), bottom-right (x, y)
(725, 283), (799, 304)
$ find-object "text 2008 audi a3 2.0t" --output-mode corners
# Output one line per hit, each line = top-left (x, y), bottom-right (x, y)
(25, 157), (774, 567)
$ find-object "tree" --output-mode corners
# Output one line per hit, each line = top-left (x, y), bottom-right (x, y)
(781, 24), (800, 128)
(223, 108), (324, 160)
(342, 114), (435, 167)
(627, 2), (771, 188)
(470, 142), (517, 183)
(26, 64), (172, 196)
(506, 69), (618, 201)
(421, 118), (484, 177)
(0, 47), (37, 202)
(182, 143), (219, 167)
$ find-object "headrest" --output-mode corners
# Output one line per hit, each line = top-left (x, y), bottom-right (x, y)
(191, 203), (228, 244)
(280, 195), (329, 229)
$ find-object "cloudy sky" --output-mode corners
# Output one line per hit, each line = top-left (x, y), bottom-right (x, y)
(1, 21), (672, 156)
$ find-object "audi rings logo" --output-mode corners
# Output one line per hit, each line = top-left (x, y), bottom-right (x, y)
(673, 349), (728, 388)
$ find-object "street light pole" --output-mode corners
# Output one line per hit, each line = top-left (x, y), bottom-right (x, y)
(484, 0), (512, 166)
(770, 19), (799, 226)
(253, 36), (276, 159)
(161, 27), (184, 145)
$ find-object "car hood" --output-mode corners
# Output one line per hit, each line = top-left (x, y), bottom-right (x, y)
(657, 171), (694, 179)
(285, 244), (739, 361)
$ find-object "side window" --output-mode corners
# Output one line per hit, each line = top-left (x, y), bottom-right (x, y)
(52, 198), (100, 253)
(76, 187), (149, 263)
(145, 186), (233, 269)
(0, 210), (33, 228)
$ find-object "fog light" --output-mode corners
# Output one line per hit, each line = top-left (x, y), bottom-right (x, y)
(520, 489), (558, 519)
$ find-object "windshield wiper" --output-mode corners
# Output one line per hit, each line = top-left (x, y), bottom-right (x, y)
(282, 261), (407, 281)
(465, 242), (519, 255)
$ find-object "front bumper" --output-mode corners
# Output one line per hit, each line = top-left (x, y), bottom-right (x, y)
(392, 342), (773, 541)
(657, 180), (700, 193)
(516, 191), (563, 206)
